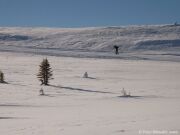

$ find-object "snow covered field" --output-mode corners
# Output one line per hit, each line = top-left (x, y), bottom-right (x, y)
(1, 25), (180, 61)
(0, 52), (180, 135)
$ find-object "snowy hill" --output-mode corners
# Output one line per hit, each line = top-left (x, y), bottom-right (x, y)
(1, 25), (180, 135)
(0, 24), (180, 60)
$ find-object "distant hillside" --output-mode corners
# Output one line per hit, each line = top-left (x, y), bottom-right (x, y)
(0, 24), (180, 60)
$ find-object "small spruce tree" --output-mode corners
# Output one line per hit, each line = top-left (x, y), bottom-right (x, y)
(37, 58), (53, 85)
(0, 70), (5, 83)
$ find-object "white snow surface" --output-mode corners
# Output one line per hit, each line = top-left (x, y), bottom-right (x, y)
(1, 24), (180, 61)
(0, 25), (180, 134)
(0, 52), (180, 135)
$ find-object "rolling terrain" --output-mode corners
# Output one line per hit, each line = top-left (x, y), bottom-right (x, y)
(0, 24), (180, 61)
(0, 24), (180, 135)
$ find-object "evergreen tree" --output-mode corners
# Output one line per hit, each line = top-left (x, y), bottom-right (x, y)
(0, 70), (5, 83)
(37, 58), (53, 85)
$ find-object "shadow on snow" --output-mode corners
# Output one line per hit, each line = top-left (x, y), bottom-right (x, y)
(50, 85), (114, 94)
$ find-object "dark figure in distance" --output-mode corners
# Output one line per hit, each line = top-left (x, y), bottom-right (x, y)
(113, 45), (119, 55)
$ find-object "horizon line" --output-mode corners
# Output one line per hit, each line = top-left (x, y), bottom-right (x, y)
(0, 23), (178, 29)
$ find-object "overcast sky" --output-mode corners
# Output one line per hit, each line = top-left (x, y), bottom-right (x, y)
(0, 0), (180, 27)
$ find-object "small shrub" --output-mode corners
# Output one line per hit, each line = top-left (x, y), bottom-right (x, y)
(0, 70), (5, 83)
(121, 88), (131, 97)
(83, 72), (88, 78)
(39, 88), (45, 96)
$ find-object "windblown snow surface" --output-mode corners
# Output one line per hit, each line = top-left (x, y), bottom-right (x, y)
(0, 25), (180, 135)
(0, 24), (180, 61)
